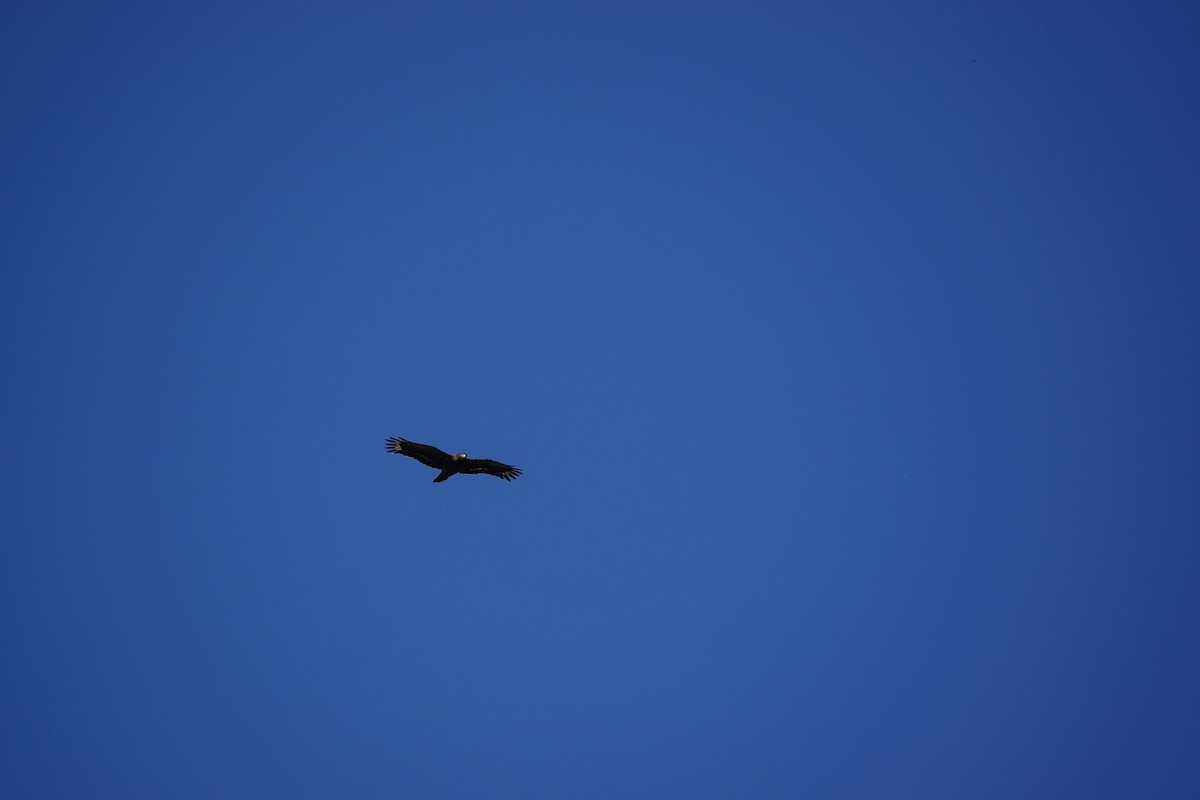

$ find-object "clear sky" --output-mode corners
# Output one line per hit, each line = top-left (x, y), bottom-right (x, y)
(3, 2), (1199, 798)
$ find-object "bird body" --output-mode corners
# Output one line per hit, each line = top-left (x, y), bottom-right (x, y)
(385, 437), (522, 482)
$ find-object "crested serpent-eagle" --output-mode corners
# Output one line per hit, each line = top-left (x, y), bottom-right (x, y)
(385, 437), (522, 483)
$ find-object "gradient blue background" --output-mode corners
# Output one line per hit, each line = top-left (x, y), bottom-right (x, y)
(3, 2), (1199, 797)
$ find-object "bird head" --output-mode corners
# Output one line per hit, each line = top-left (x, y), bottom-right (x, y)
(454, 453), (467, 460)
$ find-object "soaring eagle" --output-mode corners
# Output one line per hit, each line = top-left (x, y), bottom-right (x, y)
(385, 437), (522, 483)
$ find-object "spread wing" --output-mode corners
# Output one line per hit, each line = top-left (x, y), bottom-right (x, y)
(385, 437), (455, 470)
(457, 458), (522, 481)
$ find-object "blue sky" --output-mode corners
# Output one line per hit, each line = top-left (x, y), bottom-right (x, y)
(3, 2), (1199, 797)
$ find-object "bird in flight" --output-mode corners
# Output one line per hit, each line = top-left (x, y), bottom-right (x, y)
(385, 437), (522, 483)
